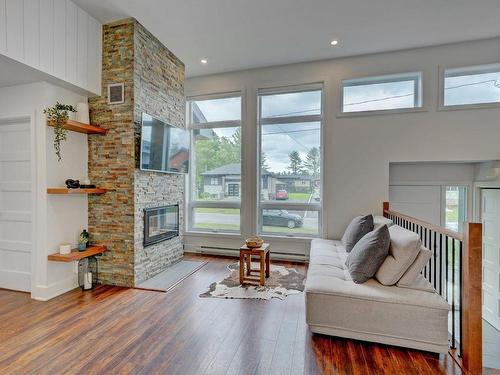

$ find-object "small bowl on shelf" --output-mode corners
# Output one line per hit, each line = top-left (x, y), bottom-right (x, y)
(245, 236), (263, 248)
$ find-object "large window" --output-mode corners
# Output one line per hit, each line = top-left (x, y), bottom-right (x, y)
(442, 63), (500, 108)
(444, 186), (467, 232)
(187, 93), (241, 233)
(258, 85), (322, 237)
(341, 72), (422, 113)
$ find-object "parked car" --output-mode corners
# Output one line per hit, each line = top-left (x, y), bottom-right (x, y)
(275, 189), (289, 200)
(263, 209), (303, 228)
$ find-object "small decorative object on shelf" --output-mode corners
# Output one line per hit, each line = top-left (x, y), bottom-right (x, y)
(59, 244), (71, 255)
(245, 236), (264, 248)
(43, 102), (77, 161)
(65, 179), (80, 189)
(78, 230), (89, 251)
(79, 177), (96, 189)
(78, 257), (98, 291)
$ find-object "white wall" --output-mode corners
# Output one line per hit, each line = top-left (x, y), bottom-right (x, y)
(389, 162), (477, 226)
(185, 37), (500, 257)
(390, 162), (476, 185)
(0, 82), (88, 300)
(0, 0), (101, 95)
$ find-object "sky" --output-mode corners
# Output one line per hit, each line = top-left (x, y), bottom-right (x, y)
(191, 75), (500, 172)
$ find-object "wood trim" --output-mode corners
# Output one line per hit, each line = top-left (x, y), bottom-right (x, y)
(461, 222), (483, 375)
(47, 119), (107, 135)
(383, 201), (463, 240)
(48, 246), (107, 262)
(47, 188), (107, 195)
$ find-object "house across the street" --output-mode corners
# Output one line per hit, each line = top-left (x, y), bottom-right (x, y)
(201, 162), (318, 200)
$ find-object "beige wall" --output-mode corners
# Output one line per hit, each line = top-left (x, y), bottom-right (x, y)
(185, 37), (500, 257)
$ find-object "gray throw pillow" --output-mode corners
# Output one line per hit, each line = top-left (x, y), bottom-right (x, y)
(341, 214), (374, 252)
(345, 224), (390, 284)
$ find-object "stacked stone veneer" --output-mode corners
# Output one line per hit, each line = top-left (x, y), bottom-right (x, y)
(88, 18), (185, 287)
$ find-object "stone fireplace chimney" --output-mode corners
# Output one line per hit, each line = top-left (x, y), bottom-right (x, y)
(88, 18), (185, 287)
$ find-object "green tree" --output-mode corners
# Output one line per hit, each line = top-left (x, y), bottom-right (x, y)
(288, 150), (303, 175)
(261, 152), (270, 173)
(194, 131), (241, 197)
(304, 147), (320, 178)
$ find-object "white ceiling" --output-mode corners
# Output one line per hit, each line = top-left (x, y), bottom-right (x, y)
(74, 0), (500, 78)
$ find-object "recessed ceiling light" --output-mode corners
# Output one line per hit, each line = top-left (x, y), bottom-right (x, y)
(200, 58), (208, 64)
(330, 40), (339, 46)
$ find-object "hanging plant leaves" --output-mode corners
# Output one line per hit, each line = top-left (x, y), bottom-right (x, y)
(43, 102), (77, 161)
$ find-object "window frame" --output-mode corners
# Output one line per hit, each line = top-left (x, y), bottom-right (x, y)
(257, 83), (324, 238)
(438, 62), (500, 111)
(186, 91), (243, 234)
(338, 71), (424, 117)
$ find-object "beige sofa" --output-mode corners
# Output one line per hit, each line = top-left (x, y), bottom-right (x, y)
(305, 218), (450, 353)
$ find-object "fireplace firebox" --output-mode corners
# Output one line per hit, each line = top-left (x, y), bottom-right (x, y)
(143, 205), (179, 247)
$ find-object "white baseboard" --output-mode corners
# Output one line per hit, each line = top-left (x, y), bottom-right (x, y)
(185, 245), (308, 262)
(31, 275), (78, 301)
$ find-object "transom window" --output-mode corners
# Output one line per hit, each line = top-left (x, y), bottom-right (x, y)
(187, 93), (242, 233)
(442, 63), (500, 107)
(341, 72), (422, 113)
(258, 85), (322, 237)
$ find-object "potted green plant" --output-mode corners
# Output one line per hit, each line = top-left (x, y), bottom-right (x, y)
(43, 102), (77, 161)
(78, 233), (89, 251)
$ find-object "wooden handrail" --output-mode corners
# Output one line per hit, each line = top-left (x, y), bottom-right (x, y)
(383, 202), (482, 374)
(383, 202), (463, 241)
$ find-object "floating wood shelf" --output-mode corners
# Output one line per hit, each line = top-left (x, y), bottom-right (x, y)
(48, 245), (107, 262)
(47, 188), (108, 195)
(47, 119), (107, 135)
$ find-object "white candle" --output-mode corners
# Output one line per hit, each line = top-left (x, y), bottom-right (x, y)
(84, 272), (92, 290)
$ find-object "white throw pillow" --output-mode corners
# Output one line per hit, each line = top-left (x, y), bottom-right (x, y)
(375, 225), (421, 286)
(373, 216), (393, 230)
(397, 247), (432, 286)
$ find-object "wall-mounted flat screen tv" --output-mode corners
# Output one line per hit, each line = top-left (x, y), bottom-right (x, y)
(140, 113), (189, 174)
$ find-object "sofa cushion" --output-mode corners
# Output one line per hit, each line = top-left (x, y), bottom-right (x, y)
(374, 216), (393, 230)
(375, 225), (421, 286)
(345, 225), (390, 284)
(397, 247), (432, 287)
(341, 214), (374, 252)
(396, 274), (436, 293)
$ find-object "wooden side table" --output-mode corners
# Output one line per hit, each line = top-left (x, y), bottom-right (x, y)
(239, 243), (270, 286)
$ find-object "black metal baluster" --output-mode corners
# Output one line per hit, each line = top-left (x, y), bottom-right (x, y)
(424, 228), (428, 279)
(445, 235), (449, 301)
(433, 231), (437, 289)
(458, 240), (463, 357)
(451, 238), (456, 349)
(427, 229), (432, 283)
(439, 233), (443, 296)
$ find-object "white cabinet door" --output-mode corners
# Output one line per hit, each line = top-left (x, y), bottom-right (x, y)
(482, 189), (500, 331)
(0, 117), (33, 292)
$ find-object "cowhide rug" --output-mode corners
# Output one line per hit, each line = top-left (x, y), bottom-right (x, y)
(199, 262), (306, 300)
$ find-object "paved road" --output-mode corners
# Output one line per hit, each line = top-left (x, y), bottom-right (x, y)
(195, 212), (318, 230)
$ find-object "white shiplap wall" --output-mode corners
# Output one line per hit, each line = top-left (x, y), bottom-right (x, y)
(0, 0), (101, 95)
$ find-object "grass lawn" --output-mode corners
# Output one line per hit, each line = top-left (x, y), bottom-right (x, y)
(446, 205), (459, 222)
(262, 225), (318, 235)
(288, 193), (311, 201)
(193, 223), (240, 231)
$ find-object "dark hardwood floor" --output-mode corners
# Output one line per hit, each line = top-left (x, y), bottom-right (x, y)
(0, 254), (465, 375)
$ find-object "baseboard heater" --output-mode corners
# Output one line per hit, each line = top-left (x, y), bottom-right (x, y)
(198, 245), (308, 262)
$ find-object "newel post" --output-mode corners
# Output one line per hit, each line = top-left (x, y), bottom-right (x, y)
(383, 201), (389, 217)
(461, 222), (483, 374)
